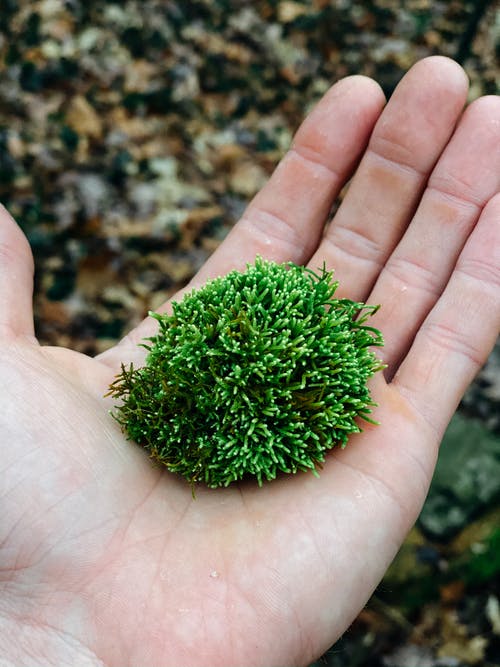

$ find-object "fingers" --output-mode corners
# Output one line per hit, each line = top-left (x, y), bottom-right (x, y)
(98, 75), (385, 367)
(368, 94), (500, 374)
(0, 205), (35, 339)
(309, 56), (469, 298)
(191, 74), (385, 286)
(393, 193), (500, 438)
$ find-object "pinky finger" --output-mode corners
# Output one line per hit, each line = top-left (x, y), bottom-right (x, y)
(392, 193), (500, 438)
(0, 204), (35, 339)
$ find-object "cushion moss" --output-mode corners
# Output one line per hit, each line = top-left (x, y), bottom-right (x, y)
(108, 257), (385, 488)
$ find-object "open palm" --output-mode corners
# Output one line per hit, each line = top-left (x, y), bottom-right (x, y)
(1, 57), (499, 667)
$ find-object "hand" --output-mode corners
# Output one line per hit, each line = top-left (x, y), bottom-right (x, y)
(1, 56), (499, 667)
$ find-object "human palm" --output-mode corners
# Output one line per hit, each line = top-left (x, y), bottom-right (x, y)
(1, 57), (499, 667)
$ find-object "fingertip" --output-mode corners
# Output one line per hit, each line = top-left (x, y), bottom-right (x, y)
(463, 93), (500, 121)
(322, 73), (386, 112)
(295, 73), (386, 155)
(335, 72), (386, 94)
(0, 202), (35, 339)
(0, 203), (33, 258)
(405, 55), (469, 95)
(411, 54), (466, 73)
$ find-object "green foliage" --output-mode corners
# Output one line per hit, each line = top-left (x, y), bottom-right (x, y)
(108, 257), (384, 488)
(462, 527), (500, 585)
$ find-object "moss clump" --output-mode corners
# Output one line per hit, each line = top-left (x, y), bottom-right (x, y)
(108, 257), (384, 487)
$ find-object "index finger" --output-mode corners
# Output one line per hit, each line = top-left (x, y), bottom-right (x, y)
(193, 75), (385, 282)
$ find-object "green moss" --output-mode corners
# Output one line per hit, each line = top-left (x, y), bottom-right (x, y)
(108, 257), (385, 488)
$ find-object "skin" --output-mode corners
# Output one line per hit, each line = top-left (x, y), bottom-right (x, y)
(0, 56), (499, 666)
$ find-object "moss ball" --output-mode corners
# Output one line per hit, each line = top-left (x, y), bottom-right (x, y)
(109, 257), (384, 487)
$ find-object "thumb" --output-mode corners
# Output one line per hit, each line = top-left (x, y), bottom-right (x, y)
(0, 204), (35, 339)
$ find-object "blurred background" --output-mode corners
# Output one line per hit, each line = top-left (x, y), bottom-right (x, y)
(1, 1), (499, 665)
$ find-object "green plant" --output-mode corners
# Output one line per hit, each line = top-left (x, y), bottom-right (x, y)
(108, 257), (385, 488)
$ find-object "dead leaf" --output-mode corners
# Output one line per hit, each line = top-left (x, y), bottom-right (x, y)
(66, 95), (103, 139)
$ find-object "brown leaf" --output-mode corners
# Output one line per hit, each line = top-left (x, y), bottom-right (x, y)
(66, 95), (103, 139)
